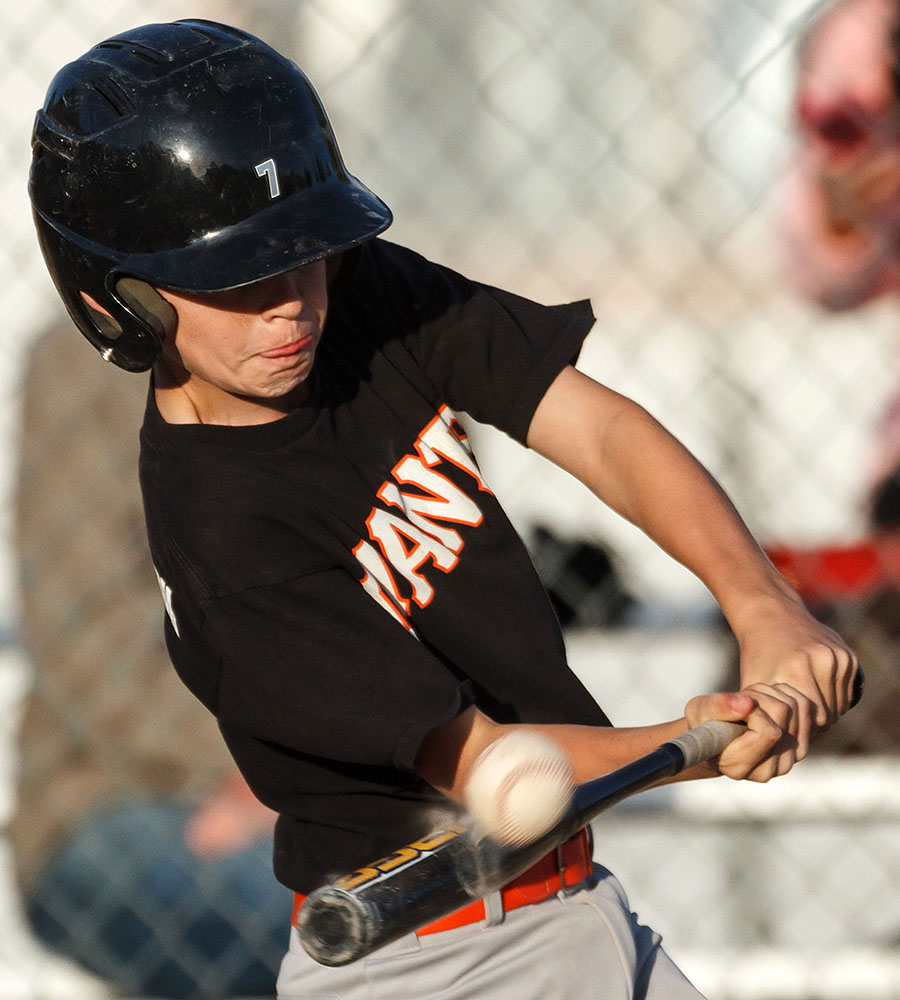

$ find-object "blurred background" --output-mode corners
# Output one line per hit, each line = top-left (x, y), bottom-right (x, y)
(2, 0), (899, 998)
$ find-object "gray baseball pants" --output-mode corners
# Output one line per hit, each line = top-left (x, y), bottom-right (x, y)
(277, 864), (706, 999)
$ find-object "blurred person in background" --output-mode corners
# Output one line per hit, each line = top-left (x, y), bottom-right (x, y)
(776, 0), (900, 751)
(9, 324), (291, 999)
(782, 0), (900, 305)
(781, 0), (900, 518)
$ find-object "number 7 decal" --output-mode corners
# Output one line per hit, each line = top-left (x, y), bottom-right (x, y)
(255, 158), (281, 199)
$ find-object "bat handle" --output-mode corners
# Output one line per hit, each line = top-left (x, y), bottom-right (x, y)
(669, 719), (745, 770)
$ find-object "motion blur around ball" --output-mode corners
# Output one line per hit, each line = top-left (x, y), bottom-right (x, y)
(464, 730), (576, 847)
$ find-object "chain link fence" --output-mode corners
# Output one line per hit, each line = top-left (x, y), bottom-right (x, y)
(2, 1), (899, 998)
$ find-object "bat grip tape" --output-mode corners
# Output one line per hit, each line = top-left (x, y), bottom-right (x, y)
(667, 720), (746, 771)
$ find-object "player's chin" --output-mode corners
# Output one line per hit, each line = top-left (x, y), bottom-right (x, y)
(249, 359), (315, 399)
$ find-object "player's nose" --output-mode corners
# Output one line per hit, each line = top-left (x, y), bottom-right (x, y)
(258, 263), (325, 318)
(257, 270), (305, 317)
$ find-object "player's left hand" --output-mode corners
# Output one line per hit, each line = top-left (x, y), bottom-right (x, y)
(682, 688), (803, 782)
(732, 594), (858, 758)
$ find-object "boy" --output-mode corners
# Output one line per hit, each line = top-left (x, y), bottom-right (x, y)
(30, 19), (858, 999)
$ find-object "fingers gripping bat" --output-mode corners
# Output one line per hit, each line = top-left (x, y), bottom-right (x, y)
(298, 669), (864, 966)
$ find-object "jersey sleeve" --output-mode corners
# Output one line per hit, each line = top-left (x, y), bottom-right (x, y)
(366, 241), (596, 443)
(196, 568), (474, 773)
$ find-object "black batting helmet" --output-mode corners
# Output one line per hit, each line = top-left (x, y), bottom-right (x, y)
(29, 19), (392, 371)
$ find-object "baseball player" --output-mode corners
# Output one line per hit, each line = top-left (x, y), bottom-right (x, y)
(30, 20), (859, 1000)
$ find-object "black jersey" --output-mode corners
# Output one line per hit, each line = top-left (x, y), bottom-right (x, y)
(139, 239), (611, 893)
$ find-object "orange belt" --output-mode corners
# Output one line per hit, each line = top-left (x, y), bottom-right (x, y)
(291, 827), (593, 936)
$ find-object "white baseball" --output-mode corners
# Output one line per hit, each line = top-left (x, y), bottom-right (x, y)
(463, 730), (575, 847)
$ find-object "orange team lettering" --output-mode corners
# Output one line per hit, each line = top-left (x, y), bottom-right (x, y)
(353, 407), (492, 628)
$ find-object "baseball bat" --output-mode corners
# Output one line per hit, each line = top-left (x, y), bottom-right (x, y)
(298, 668), (864, 966)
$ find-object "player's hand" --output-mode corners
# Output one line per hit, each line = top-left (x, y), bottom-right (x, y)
(732, 594), (858, 749)
(683, 690), (799, 783)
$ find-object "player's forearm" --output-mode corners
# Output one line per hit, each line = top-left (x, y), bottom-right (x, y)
(417, 705), (722, 807)
(529, 367), (858, 743)
(532, 374), (799, 635)
(598, 416), (859, 729)
(535, 717), (718, 787)
(572, 395), (854, 688)
(527, 368), (803, 637)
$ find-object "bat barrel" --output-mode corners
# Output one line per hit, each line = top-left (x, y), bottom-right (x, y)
(295, 887), (373, 966)
(297, 832), (475, 966)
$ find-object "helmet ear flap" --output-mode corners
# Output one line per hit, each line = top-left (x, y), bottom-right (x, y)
(115, 277), (178, 342)
(80, 297), (124, 341)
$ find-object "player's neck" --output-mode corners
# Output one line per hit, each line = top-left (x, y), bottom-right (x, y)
(153, 361), (309, 426)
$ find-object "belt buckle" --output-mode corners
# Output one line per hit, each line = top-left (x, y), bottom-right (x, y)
(556, 835), (584, 897)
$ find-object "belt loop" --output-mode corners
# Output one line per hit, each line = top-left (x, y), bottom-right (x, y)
(482, 890), (505, 926)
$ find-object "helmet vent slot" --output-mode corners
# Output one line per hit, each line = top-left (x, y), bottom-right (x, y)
(89, 82), (132, 119)
(185, 25), (219, 44)
(97, 40), (163, 66)
(130, 49), (162, 66)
